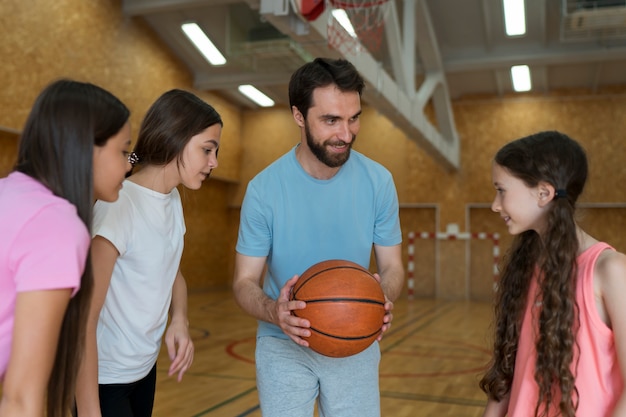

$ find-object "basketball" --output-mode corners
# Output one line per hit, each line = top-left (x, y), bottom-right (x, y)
(290, 259), (386, 358)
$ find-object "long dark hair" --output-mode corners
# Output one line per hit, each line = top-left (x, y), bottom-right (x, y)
(288, 57), (365, 119)
(15, 79), (129, 417)
(479, 131), (588, 417)
(132, 89), (222, 171)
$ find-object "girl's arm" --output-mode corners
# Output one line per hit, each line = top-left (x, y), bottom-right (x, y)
(482, 395), (510, 417)
(164, 270), (194, 382)
(75, 236), (119, 417)
(0, 289), (71, 417)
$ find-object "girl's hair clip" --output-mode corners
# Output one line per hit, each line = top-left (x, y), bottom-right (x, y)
(128, 152), (139, 165)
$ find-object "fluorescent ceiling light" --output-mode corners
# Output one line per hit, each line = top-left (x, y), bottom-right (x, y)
(511, 65), (532, 92)
(332, 9), (357, 38)
(238, 85), (275, 107)
(503, 0), (526, 36)
(181, 22), (226, 66)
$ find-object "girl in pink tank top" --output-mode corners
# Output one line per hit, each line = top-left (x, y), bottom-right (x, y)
(479, 131), (626, 417)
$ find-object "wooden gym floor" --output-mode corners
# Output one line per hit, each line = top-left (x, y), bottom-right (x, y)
(152, 290), (493, 416)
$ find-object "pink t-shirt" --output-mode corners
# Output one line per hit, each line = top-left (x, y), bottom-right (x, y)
(0, 172), (89, 378)
(508, 242), (623, 416)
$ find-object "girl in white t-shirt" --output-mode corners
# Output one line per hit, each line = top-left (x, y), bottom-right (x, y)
(75, 89), (222, 417)
(0, 79), (131, 417)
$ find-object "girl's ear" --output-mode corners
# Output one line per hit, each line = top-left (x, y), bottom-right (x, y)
(537, 181), (556, 207)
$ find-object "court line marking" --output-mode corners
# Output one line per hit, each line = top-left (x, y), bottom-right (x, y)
(190, 386), (257, 417)
(380, 390), (485, 407)
(381, 302), (457, 352)
(176, 300), (490, 415)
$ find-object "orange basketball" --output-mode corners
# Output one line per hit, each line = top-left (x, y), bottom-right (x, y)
(290, 259), (386, 358)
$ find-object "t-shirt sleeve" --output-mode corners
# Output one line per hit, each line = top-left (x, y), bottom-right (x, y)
(12, 203), (90, 296)
(236, 182), (272, 257)
(374, 173), (402, 246)
(92, 194), (133, 256)
(172, 187), (186, 236)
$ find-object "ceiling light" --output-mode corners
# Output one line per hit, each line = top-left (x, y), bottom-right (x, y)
(511, 65), (532, 92)
(503, 0), (526, 36)
(332, 9), (357, 38)
(181, 22), (226, 66)
(238, 85), (275, 107)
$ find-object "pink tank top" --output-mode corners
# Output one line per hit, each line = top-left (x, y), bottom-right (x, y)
(508, 242), (623, 416)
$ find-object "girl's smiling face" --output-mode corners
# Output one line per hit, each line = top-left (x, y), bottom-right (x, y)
(491, 162), (550, 235)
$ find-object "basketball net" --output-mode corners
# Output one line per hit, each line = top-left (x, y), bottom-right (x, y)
(326, 0), (390, 56)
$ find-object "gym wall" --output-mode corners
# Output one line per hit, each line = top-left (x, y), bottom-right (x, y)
(1, 0), (625, 299)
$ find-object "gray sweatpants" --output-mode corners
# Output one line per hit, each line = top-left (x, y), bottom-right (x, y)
(255, 336), (381, 417)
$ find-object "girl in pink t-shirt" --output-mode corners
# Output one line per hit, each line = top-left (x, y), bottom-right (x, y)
(480, 131), (626, 417)
(0, 80), (132, 417)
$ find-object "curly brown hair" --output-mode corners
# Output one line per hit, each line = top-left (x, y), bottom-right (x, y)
(479, 131), (588, 417)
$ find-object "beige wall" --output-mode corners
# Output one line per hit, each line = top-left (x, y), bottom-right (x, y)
(0, 0), (242, 291)
(2, 0), (626, 298)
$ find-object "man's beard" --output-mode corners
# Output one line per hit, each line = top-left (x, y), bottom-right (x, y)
(305, 123), (355, 168)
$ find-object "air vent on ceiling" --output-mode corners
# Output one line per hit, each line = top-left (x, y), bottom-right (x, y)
(575, 0), (626, 8)
(569, 4), (626, 30)
(562, 0), (626, 40)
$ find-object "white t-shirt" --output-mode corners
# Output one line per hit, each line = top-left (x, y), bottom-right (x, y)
(92, 180), (185, 384)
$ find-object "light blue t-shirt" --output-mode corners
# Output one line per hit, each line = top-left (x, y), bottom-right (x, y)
(236, 146), (402, 339)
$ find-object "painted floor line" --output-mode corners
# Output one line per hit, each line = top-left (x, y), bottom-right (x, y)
(381, 390), (485, 407)
(383, 303), (456, 352)
(156, 368), (255, 382)
(235, 404), (260, 417)
(383, 302), (452, 341)
(191, 386), (257, 416)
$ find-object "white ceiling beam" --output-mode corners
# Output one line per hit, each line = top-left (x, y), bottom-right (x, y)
(260, 0), (460, 170)
(382, 0), (412, 92)
(193, 71), (295, 89)
(480, 0), (493, 51)
(538, 0), (547, 46)
(444, 46), (626, 72)
(413, 0), (459, 162)
(123, 0), (259, 16)
(414, 0), (442, 73)
(402, 0), (416, 93)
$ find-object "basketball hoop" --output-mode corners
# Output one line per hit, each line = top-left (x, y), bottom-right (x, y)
(326, 0), (390, 56)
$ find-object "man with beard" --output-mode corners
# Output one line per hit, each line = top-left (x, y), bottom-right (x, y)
(232, 57), (404, 417)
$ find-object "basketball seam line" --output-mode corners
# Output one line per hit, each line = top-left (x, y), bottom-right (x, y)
(308, 326), (382, 341)
(294, 298), (384, 305)
(293, 265), (377, 297)
(303, 266), (373, 280)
